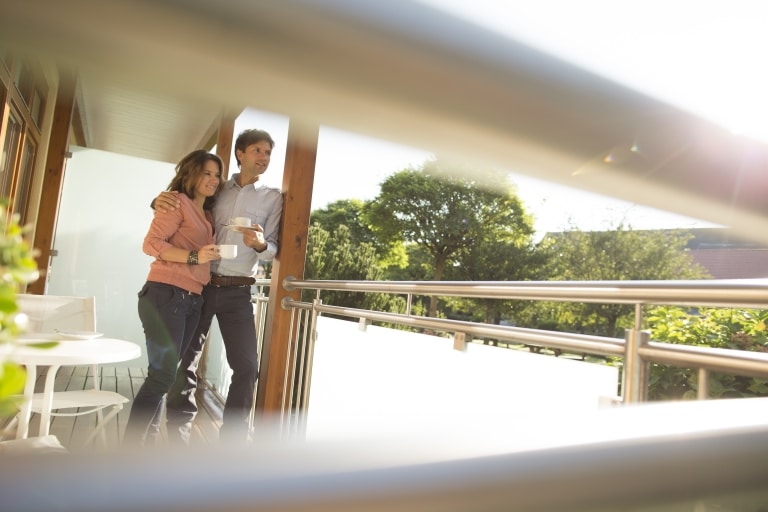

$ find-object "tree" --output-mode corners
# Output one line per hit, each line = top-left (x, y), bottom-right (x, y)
(310, 199), (374, 246)
(540, 224), (710, 337)
(305, 223), (404, 314)
(443, 237), (546, 324)
(366, 158), (534, 317)
(311, 199), (406, 268)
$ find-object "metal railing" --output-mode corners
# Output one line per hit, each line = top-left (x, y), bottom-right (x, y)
(276, 277), (768, 425)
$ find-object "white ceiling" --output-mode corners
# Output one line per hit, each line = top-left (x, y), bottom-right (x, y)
(75, 72), (224, 164)
(2, 0), (766, 242)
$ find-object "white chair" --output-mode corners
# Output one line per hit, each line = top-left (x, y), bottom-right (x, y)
(4, 294), (128, 448)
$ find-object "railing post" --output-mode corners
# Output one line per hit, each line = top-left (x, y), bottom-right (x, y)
(294, 298), (322, 437)
(697, 368), (710, 400)
(623, 328), (650, 403)
(248, 290), (268, 434)
(453, 332), (467, 351)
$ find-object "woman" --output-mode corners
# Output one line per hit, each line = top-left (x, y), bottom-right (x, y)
(124, 149), (223, 446)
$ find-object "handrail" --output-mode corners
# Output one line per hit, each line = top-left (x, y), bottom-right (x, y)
(283, 299), (626, 358)
(283, 277), (768, 308)
(641, 342), (768, 379)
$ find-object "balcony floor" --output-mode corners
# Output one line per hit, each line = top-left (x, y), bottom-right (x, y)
(1, 365), (222, 452)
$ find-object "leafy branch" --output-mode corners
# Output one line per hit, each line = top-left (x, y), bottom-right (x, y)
(0, 205), (40, 418)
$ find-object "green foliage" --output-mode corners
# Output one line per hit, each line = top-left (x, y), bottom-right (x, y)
(310, 199), (375, 246)
(305, 223), (405, 315)
(536, 224), (710, 337)
(647, 306), (768, 400)
(311, 198), (406, 269)
(0, 205), (41, 417)
(0, 361), (26, 417)
(381, 244), (433, 317)
(366, 158), (535, 317)
(443, 237), (545, 324)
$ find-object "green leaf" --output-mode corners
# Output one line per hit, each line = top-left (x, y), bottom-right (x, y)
(0, 361), (26, 417)
(24, 341), (59, 350)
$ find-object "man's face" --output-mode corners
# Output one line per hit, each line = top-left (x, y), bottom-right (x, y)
(237, 140), (272, 177)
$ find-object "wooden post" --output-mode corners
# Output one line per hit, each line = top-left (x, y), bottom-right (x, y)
(215, 109), (237, 179)
(256, 120), (318, 417)
(27, 67), (76, 295)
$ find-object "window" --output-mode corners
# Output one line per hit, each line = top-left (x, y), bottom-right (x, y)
(0, 108), (21, 200)
(0, 53), (47, 223)
(14, 61), (35, 108)
(30, 86), (45, 128)
(14, 136), (37, 224)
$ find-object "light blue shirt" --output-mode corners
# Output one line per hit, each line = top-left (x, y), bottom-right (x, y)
(210, 174), (283, 277)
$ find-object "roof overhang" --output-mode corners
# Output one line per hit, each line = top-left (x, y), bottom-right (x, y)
(73, 75), (226, 164)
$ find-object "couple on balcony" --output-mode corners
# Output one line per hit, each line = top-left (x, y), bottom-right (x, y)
(124, 129), (282, 447)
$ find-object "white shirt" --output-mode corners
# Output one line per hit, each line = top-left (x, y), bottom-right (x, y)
(211, 174), (283, 277)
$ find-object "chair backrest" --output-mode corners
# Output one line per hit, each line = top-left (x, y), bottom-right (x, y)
(15, 294), (96, 333)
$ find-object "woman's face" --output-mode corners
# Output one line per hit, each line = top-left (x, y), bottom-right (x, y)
(195, 160), (222, 198)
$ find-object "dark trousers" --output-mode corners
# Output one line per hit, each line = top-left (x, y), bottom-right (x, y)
(124, 282), (202, 445)
(165, 284), (259, 444)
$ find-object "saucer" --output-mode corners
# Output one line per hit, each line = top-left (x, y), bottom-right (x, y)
(54, 329), (104, 340)
(225, 224), (259, 231)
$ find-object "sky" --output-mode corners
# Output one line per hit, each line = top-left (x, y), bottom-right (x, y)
(231, 1), (768, 238)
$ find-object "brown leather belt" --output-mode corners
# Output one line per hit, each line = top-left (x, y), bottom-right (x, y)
(210, 274), (256, 287)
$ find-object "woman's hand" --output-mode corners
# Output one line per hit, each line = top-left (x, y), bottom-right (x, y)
(197, 244), (221, 263)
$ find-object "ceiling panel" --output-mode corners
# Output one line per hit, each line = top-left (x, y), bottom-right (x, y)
(77, 75), (223, 164)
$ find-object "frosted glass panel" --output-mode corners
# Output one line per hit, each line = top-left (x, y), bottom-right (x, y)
(47, 146), (175, 366)
(202, 320), (231, 397)
(307, 316), (620, 441)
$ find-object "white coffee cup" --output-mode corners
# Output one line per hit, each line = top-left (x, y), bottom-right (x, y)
(217, 244), (237, 259)
(230, 216), (251, 227)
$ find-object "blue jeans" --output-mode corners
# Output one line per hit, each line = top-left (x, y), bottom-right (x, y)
(124, 281), (203, 445)
(165, 284), (258, 444)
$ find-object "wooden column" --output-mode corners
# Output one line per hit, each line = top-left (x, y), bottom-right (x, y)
(256, 120), (318, 416)
(214, 109), (237, 179)
(27, 67), (76, 295)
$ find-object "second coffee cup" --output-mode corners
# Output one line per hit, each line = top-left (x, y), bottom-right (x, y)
(217, 244), (237, 259)
(230, 216), (251, 227)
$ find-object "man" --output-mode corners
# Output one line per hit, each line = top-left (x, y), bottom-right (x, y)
(154, 128), (282, 444)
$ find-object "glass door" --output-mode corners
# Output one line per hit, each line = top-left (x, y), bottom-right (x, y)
(46, 146), (175, 367)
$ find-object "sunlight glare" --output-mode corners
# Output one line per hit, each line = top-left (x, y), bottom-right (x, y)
(415, 0), (768, 142)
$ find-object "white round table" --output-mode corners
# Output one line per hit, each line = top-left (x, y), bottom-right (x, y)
(0, 334), (141, 439)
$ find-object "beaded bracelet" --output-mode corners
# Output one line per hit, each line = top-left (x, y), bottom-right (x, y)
(187, 249), (199, 265)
